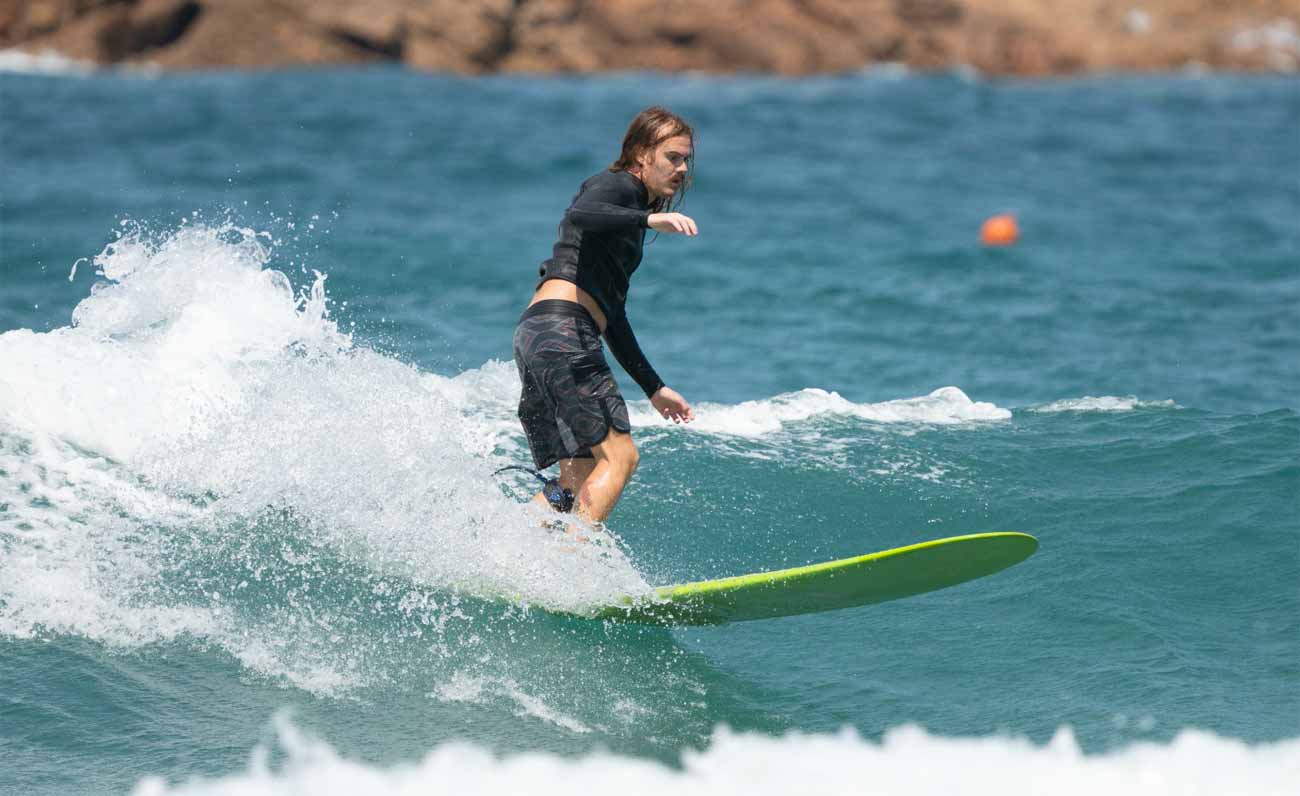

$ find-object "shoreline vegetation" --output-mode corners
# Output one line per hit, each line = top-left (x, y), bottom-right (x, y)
(1, 0), (1297, 77)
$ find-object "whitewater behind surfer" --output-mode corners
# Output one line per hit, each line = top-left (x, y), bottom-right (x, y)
(511, 106), (698, 524)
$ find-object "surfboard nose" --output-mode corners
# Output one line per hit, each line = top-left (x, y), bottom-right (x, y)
(595, 531), (1040, 626)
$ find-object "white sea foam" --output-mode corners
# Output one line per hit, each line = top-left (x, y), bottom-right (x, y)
(627, 386), (1011, 436)
(860, 61), (910, 80)
(431, 672), (591, 733)
(0, 47), (161, 76)
(0, 48), (97, 76)
(132, 717), (1300, 796)
(0, 221), (649, 694)
(1230, 19), (1300, 71)
(1029, 396), (1178, 414)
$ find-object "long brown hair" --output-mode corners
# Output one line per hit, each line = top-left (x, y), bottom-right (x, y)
(610, 106), (694, 213)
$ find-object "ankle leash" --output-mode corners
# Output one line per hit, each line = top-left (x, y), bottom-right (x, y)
(493, 465), (576, 513)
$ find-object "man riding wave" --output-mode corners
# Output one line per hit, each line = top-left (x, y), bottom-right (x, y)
(512, 106), (698, 523)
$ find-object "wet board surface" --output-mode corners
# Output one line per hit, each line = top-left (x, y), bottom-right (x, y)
(584, 532), (1038, 626)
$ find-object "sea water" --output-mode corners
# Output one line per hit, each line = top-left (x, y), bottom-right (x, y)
(1, 65), (1297, 794)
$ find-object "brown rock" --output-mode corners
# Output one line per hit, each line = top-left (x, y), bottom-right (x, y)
(501, 0), (875, 74)
(97, 0), (199, 61)
(26, 0), (65, 33)
(895, 0), (964, 27)
(2, 0), (1298, 75)
(298, 0), (406, 58)
(16, 2), (122, 61)
(404, 0), (514, 72)
(137, 0), (382, 68)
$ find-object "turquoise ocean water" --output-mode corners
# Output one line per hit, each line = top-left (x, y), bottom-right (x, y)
(1, 61), (1298, 793)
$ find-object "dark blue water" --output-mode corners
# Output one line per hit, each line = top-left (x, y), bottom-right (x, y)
(1, 66), (1297, 794)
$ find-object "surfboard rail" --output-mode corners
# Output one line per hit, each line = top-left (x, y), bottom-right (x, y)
(588, 531), (1038, 626)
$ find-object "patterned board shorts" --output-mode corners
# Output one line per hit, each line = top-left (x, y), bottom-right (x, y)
(513, 300), (632, 470)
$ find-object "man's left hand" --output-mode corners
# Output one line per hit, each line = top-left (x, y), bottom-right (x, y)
(650, 386), (695, 424)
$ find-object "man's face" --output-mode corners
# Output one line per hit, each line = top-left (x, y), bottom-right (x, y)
(637, 134), (693, 201)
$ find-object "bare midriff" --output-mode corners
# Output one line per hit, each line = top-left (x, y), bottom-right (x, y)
(528, 279), (608, 333)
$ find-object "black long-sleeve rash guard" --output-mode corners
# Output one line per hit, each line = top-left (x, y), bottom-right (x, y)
(537, 169), (665, 398)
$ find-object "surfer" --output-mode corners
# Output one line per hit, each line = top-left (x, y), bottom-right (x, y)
(512, 106), (697, 523)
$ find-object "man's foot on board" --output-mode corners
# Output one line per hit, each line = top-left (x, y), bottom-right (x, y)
(540, 516), (619, 546)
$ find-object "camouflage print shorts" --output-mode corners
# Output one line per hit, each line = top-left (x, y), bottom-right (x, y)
(513, 300), (632, 470)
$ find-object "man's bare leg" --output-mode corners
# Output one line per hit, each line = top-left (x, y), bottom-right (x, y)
(530, 457), (597, 511)
(530, 429), (637, 525)
(576, 428), (639, 523)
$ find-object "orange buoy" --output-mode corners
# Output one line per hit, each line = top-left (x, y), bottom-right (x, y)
(980, 214), (1019, 246)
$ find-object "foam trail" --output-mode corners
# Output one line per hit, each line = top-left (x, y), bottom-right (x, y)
(628, 386), (1011, 436)
(0, 221), (648, 693)
(1030, 396), (1178, 413)
(132, 717), (1300, 796)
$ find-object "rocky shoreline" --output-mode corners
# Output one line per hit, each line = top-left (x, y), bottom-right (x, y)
(2, 0), (1298, 76)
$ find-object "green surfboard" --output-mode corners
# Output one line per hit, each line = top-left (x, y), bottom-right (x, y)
(588, 532), (1037, 626)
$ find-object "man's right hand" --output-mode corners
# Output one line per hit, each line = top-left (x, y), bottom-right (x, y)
(647, 213), (698, 236)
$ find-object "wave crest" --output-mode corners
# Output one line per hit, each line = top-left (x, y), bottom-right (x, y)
(1029, 396), (1178, 414)
(132, 716), (1300, 796)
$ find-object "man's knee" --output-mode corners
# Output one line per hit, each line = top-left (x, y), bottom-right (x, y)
(612, 434), (640, 476)
(596, 428), (639, 475)
(625, 440), (640, 474)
